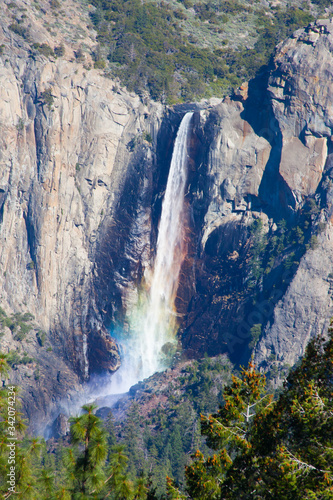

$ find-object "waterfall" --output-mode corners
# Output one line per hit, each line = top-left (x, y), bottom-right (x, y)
(60, 114), (193, 416)
(139, 111), (193, 378)
(95, 112), (193, 398)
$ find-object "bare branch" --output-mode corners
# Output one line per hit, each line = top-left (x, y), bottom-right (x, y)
(284, 449), (332, 478)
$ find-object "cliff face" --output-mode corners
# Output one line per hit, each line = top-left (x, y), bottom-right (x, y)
(0, 13), (163, 431)
(254, 19), (333, 379)
(3, 4), (333, 431)
(180, 19), (333, 383)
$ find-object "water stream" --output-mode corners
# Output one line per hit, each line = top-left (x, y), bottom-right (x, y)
(138, 111), (193, 379)
(96, 112), (193, 399)
(46, 113), (194, 430)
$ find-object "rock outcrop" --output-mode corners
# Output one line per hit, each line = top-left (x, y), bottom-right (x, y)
(0, 6), (163, 431)
(254, 19), (333, 380)
(179, 19), (333, 380)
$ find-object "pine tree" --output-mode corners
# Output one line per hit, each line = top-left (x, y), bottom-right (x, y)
(185, 361), (272, 499)
(122, 403), (145, 479)
(169, 424), (186, 484)
(246, 327), (333, 499)
(166, 476), (187, 500)
(0, 358), (149, 500)
(68, 403), (107, 498)
(181, 325), (333, 499)
(104, 445), (134, 499)
(0, 354), (41, 500)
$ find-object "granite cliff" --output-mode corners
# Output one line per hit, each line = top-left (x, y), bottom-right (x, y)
(0, 2), (164, 431)
(180, 19), (333, 385)
(2, 3), (333, 431)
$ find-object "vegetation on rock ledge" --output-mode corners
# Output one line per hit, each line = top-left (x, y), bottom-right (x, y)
(88, 0), (321, 102)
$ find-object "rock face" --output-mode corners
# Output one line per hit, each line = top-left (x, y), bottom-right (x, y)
(254, 19), (333, 380)
(3, 8), (333, 431)
(179, 19), (333, 379)
(0, 14), (163, 431)
(268, 21), (333, 202)
(255, 227), (333, 382)
(179, 98), (274, 361)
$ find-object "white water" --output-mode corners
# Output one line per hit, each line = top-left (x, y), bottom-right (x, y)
(139, 111), (193, 378)
(97, 112), (194, 399)
(51, 113), (194, 421)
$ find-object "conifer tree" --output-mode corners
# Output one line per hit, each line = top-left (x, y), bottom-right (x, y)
(185, 361), (272, 499)
(166, 476), (187, 500)
(122, 403), (145, 480)
(68, 403), (107, 498)
(0, 354), (42, 500)
(245, 327), (333, 499)
(104, 444), (134, 499)
(180, 326), (333, 499)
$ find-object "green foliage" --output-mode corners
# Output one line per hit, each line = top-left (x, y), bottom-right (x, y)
(306, 235), (319, 250)
(114, 356), (232, 497)
(36, 330), (46, 347)
(127, 131), (153, 151)
(249, 323), (261, 350)
(0, 362), (39, 499)
(317, 221), (327, 233)
(91, 44), (106, 69)
(0, 44), (4, 56)
(34, 366), (40, 380)
(54, 44), (65, 57)
(7, 350), (34, 367)
(0, 384), (150, 499)
(247, 196), (323, 295)
(86, 0), (319, 102)
(94, 59), (106, 69)
(40, 88), (54, 110)
(16, 117), (24, 132)
(247, 218), (266, 288)
(1, 327), (333, 499)
(0, 308), (34, 341)
(253, 7), (313, 65)
(127, 136), (139, 152)
(0, 353), (9, 378)
(312, 0), (332, 7)
(8, 23), (28, 39)
(184, 361), (272, 499)
(74, 48), (85, 63)
(50, 0), (60, 8)
(104, 445), (135, 499)
(68, 404), (108, 496)
(143, 132), (152, 143)
(32, 43), (55, 57)
(88, 0), (238, 101)
(181, 327), (333, 499)
(166, 476), (187, 499)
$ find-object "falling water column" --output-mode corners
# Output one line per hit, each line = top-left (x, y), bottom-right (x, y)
(139, 111), (194, 379)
